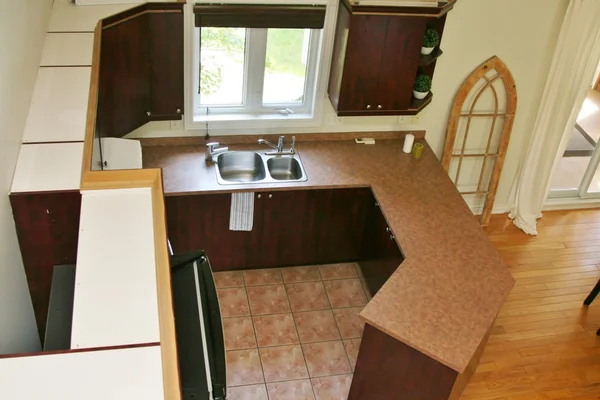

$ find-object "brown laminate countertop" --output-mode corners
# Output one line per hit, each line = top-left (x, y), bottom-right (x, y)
(143, 138), (514, 373)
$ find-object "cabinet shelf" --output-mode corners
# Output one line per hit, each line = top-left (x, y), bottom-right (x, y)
(419, 48), (443, 67)
(410, 92), (433, 112)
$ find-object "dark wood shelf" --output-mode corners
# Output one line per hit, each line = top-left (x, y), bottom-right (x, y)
(419, 48), (443, 67)
(410, 92), (433, 112)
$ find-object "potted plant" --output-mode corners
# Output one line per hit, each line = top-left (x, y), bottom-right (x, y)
(413, 75), (432, 99)
(421, 28), (440, 55)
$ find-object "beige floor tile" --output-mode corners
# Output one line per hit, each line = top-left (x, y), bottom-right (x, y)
(266, 379), (315, 400)
(286, 282), (330, 312)
(247, 285), (290, 315)
(323, 279), (367, 308)
(311, 375), (353, 400)
(282, 266), (321, 283)
(343, 339), (361, 371)
(302, 341), (352, 377)
(259, 344), (309, 383)
(243, 268), (283, 286)
(227, 384), (268, 400)
(226, 349), (264, 386)
(332, 307), (364, 339)
(294, 310), (340, 343)
(214, 271), (244, 288)
(318, 263), (358, 280)
(218, 287), (250, 317)
(223, 317), (257, 350)
(253, 313), (299, 347)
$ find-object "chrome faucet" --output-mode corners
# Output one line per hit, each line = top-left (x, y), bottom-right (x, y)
(258, 135), (296, 156)
(205, 142), (228, 162)
(258, 136), (285, 153)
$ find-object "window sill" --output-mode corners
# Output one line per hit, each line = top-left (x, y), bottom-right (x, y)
(188, 112), (321, 131)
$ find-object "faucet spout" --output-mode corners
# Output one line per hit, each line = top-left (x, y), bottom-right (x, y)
(257, 138), (278, 150)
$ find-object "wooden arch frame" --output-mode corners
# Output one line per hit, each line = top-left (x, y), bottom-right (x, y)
(441, 56), (517, 227)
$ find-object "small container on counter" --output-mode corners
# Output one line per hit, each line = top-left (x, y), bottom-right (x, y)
(412, 143), (424, 159)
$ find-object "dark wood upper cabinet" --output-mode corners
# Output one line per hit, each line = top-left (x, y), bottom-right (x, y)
(332, 15), (388, 112)
(97, 10), (150, 139)
(328, 0), (455, 116)
(148, 10), (184, 120)
(97, 3), (184, 139)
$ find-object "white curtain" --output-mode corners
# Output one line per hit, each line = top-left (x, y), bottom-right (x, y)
(509, 0), (600, 235)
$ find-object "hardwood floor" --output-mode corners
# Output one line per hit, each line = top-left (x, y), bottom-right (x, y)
(460, 209), (600, 400)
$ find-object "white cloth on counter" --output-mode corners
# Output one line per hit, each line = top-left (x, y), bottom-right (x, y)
(229, 192), (254, 231)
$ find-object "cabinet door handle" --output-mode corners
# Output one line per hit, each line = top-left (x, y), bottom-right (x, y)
(366, 105), (371, 109)
(268, 194), (273, 199)
(390, 234), (395, 240)
(377, 105), (382, 109)
(257, 194), (262, 199)
(385, 227), (390, 232)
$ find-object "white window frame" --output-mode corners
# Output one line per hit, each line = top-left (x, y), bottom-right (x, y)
(183, 0), (339, 133)
(193, 27), (322, 117)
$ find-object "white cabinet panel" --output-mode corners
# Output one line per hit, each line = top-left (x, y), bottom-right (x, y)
(11, 143), (83, 193)
(22, 67), (91, 143)
(101, 138), (144, 170)
(0, 346), (165, 400)
(49, 0), (132, 32)
(41, 33), (94, 66)
(72, 188), (160, 349)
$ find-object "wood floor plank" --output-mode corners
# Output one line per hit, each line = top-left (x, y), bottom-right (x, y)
(460, 210), (600, 400)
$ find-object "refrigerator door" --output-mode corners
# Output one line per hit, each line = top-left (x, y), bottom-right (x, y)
(171, 251), (226, 400)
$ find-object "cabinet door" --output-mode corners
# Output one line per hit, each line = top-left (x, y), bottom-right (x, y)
(359, 203), (404, 296)
(148, 11), (184, 119)
(97, 14), (150, 139)
(10, 191), (81, 341)
(376, 17), (427, 111)
(259, 190), (316, 268)
(338, 15), (389, 112)
(165, 194), (263, 271)
(308, 188), (371, 264)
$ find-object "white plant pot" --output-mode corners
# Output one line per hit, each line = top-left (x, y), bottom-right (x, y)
(413, 90), (429, 100)
(421, 46), (434, 55)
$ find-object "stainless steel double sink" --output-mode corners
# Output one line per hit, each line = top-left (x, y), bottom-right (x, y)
(214, 151), (308, 185)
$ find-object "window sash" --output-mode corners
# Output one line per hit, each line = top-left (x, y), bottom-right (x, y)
(195, 28), (321, 117)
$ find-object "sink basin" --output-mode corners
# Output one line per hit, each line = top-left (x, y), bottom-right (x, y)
(214, 151), (308, 185)
(216, 151), (266, 183)
(267, 157), (304, 181)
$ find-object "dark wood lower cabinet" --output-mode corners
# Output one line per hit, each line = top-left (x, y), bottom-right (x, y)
(358, 201), (404, 296)
(349, 324), (458, 400)
(164, 188), (372, 271)
(9, 191), (82, 342)
(165, 194), (263, 271)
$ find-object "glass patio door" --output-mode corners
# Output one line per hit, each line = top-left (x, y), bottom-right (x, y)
(549, 90), (600, 198)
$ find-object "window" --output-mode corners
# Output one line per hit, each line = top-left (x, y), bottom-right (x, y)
(192, 4), (326, 123)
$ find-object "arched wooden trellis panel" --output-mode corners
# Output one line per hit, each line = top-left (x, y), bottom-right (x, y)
(441, 56), (517, 227)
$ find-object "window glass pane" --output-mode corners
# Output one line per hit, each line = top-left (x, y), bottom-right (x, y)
(262, 29), (309, 105)
(200, 27), (246, 106)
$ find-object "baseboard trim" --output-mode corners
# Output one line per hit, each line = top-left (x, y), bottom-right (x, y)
(543, 197), (600, 211)
(466, 202), (511, 215)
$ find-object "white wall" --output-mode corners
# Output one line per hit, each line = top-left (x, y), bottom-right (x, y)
(128, 0), (570, 213)
(0, 0), (54, 354)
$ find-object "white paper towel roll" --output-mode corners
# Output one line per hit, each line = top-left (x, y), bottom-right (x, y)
(403, 134), (415, 153)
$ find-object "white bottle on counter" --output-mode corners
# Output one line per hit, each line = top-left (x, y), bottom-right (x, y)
(403, 133), (415, 153)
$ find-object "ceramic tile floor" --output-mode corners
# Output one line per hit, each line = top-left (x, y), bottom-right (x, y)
(214, 263), (369, 400)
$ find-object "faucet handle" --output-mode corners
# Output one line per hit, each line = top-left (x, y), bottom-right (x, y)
(290, 136), (296, 153)
(206, 142), (220, 149)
